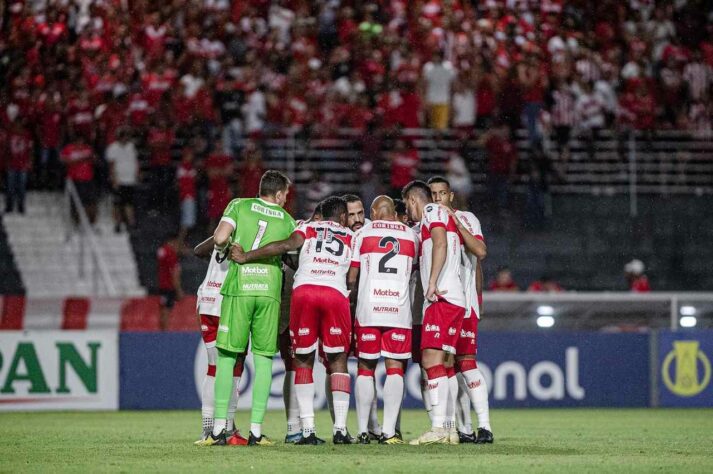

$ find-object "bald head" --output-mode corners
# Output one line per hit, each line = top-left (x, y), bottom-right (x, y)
(370, 195), (396, 221)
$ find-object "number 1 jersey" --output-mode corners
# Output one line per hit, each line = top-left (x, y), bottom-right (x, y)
(351, 220), (419, 329)
(219, 198), (296, 300)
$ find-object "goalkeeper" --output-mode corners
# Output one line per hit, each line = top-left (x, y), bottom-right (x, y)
(202, 170), (296, 446)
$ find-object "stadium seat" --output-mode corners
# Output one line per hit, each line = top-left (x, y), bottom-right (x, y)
(120, 297), (161, 331)
(61, 297), (91, 330)
(166, 296), (199, 332)
(0, 295), (26, 330)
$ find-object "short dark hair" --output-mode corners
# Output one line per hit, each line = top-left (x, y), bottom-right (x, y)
(401, 180), (432, 201)
(259, 170), (290, 197)
(427, 176), (451, 188)
(342, 194), (362, 204)
(394, 199), (407, 217)
(311, 201), (324, 220)
(321, 196), (348, 221)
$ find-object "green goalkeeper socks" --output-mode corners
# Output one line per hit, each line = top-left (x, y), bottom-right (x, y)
(250, 354), (274, 425)
(214, 348), (237, 420)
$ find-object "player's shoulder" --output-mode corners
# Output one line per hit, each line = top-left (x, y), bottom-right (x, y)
(456, 209), (479, 223)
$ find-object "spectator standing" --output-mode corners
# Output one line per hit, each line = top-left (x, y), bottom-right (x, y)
(5, 120), (33, 214)
(205, 151), (233, 230)
(106, 128), (139, 233)
(548, 79), (576, 164)
(451, 74), (476, 134)
(61, 135), (97, 225)
(575, 81), (606, 161)
(237, 142), (264, 198)
(519, 54), (548, 145)
(37, 93), (64, 189)
(156, 233), (183, 330)
(445, 150), (472, 210)
(422, 51), (456, 130)
(177, 148), (197, 244)
(387, 138), (420, 197)
(481, 121), (517, 210)
(147, 118), (176, 210)
(303, 169), (332, 219)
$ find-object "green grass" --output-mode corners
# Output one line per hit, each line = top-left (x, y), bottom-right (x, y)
(1, 409), (712, 473)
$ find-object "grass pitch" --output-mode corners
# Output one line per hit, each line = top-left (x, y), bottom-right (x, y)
(1, 409), (712, 473)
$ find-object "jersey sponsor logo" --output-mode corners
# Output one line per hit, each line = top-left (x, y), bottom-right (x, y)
(206, 280), (222, 288)
(250, 202), (285, 219)
(372, 222), (406, 231)
(298, 328), (310, 336)
(361, 333), (377, 342)
(310, 269), (336, 276)
(391, 332), (406, 342)
(241, 266), (268, 275)
(427, 381), (439, 391)
(200, 296), (216, 303)
(425, 324), (440, 332)
(218, 325), (229, 332)
(312, 256), (339, 265)
(372, 288), (401, 298)
(460, 329), (475, 339)
(329, 327), (342, 335)
(242, 283), (269, 291)
(373, 306), (399, 314)
(448, 327), (457, 336)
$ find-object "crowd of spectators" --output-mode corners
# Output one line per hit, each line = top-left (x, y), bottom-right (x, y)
(1, 0), (712, 224)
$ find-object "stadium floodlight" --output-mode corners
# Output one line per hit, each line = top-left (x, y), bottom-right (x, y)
(680, 306), (696, 316)
(680, 316), (697, 328)
(537, 315), (555, 328)
(537, 305), (555, 316)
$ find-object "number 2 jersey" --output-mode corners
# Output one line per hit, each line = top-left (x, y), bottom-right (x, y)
(219, 198), (296, 301)
(455, 209), (484, 319)
(351, 220), (419, 329)
(197, 247), (230, 316)
(292, 220), (354, 297)
(419, 203), (466, 310)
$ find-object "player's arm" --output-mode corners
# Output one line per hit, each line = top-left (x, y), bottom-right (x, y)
(476, 259), (484, 316)
(231, 232), (305, 264)
(213, 220), (234, 249)
(347, 267), (359, 293)
(444, 207), (487, 260)
(193, 236), (214, 260)
(282, 251), (299, 271)
(426, 226), (448, 302)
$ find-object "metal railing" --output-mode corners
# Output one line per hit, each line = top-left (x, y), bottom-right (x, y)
(479, 292), (713, 332)
(227, 128), (713, 216)
(64, 179), (118, 297)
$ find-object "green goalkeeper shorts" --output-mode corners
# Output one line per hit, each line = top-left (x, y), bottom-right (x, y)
(216, 295), (280, 356)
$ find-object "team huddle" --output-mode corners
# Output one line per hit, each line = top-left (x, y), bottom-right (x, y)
(192, 170), (492, 446)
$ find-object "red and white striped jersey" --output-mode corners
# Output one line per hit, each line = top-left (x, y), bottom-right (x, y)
(197, 247), (231, 317)
(551, 87), (576, 126)
(351, 220), (419, 328)
(419, 203), (466, 310)
(293, 220), (353, 296)
(455, 210), (484, 319)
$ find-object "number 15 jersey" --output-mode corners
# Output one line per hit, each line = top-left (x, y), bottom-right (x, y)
(351, 220), (419, 329)
(293, 220), (354, 297)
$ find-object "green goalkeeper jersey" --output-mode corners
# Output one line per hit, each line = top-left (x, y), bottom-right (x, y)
(219, 198), (296, 301)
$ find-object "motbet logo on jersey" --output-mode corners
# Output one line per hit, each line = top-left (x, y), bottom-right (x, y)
(241, 266), (268, 276)
(0, 331), (118, 410)
(206, 280), (222, 288)
(312, 257), (339, 266)
(373, 288), (401, 298)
